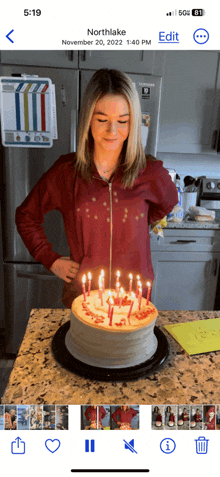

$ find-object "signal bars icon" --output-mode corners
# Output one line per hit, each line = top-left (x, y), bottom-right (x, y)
(166, 10), (177, 16)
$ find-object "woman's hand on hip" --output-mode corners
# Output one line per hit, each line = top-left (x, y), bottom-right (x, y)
(50, 257), (80, 282)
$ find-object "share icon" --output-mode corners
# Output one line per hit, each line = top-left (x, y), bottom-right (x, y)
(123, 439), (138, 454)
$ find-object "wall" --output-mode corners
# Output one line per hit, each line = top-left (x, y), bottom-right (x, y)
(157, 152), (220, 187)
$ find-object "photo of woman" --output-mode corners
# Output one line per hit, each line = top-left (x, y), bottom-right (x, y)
(152, 406), (164, 430)
(111, 405), (139, 430)
(81, 405), (108, 430)
(190, 406), (202, 430)
(15, 68), (177, 308)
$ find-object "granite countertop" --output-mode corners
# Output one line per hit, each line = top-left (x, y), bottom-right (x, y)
(2, 309), (220, 405)
(165, 218), (220, 229)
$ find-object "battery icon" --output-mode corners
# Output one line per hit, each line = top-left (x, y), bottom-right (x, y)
(192, 9), (205, 16)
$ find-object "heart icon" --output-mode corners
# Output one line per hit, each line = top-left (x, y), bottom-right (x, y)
(45, 439), (61, 453)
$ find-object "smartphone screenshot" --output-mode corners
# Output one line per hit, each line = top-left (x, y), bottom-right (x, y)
(0, 2), (220, 476)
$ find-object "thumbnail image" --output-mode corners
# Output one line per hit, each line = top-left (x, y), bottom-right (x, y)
(101, 406), (110, 430)
(43, 405), (55, 430)
(216, 405), (220, 430)
(111, 405), (139, 430)
(177, 406), (189, 430)
(0, 406), (4, 430)
(56, 405), (69, 430)
(189, 406), (203, 430)
(151, 406), (164, 429)
(164, 405), (177, 430)
(4, 405), (17, 430)
(17, 405), (30, 430)
(203, 405), (216, 430)
(30, 405), (43, 430)
(81, 405), (110, 430)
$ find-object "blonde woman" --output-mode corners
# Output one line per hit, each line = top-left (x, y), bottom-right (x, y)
(16, 68), (177, 306)
(112, 405), (137, 430)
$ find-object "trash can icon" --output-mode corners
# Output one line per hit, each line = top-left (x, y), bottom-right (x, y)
(195, 436), (209, 454)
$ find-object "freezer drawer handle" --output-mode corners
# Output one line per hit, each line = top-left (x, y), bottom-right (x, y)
(17, 271), (58, 280)
(169, 240), (197, 244)
(212, 129), (218, 150)
(213, 258), (218, 276)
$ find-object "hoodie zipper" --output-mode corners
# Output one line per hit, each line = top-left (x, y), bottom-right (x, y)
(93, 175), (113, 289)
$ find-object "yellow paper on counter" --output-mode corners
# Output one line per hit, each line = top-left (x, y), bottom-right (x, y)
(164, 319), (220, 355)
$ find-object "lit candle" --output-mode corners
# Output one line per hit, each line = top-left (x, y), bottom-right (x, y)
(116, 281), (120, 299)
(109, 304), (114, 326)
(138, 283), (142, 310)
(119, 287), (124, 308)
(98, 276), (102, 299)
(127, 292), (135, 323)
(108, 296), (113, 319)
(136, 275), (140, 297)
(87, 272), (92, 296)
(129, 274), (133, 296)
(146, 281), (151, 305)
(82, 274), (86, 302)
(115, 270), (120, 291)
(101, 269), (105, 292)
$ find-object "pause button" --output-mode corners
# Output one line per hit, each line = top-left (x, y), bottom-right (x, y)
(85, 439), (95, 452)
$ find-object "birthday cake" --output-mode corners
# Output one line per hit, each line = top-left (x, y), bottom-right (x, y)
(65, 288), (158, 369)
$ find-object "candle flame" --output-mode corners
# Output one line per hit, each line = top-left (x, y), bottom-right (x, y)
(129, 273), (133, 279)
(137, 275), (140, 280)
(108, 290), (112, 296)
(82, 274), (86, 284)
(146, 281), (151, 287)
(99, 276), (102, 286)
(131, 292), (135, 299)
(101, 269), (104, 277)
(88, 272), (92, 280)
(120, 287), (124, 294)
(110, 297), (114, 304)
(116, 281), (120, 288)
(116, 270), (120, 278)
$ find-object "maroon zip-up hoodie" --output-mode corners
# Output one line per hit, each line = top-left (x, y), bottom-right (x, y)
(15, 153), (178, 307)
(112, 407), (137, 425)
(84, 406), (106, 423)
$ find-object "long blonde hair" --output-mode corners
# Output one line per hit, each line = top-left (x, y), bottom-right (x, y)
(76, 68), (146, 188)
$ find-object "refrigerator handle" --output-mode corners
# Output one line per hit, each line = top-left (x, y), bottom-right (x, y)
(70, 109), (77, 152)
(217, 130), (220, 153)
(17, 270), (59, 280)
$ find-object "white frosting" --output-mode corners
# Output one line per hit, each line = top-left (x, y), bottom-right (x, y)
(65, 290), (158, 369)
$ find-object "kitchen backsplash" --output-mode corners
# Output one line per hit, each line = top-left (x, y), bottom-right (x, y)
(157, 152), (220, 187)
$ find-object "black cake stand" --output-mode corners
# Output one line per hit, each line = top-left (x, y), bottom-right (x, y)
(52, 321), (169, 382)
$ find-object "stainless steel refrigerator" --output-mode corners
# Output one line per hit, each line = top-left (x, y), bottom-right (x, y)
(0, 62), (162, 353)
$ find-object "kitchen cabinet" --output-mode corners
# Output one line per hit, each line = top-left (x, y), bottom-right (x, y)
(78, 50), (165, 75)
(0, 50), (166, 76)
(0, 50), (78, 68)
(150, 229), (220, 310)
(157, 51), (220, 154)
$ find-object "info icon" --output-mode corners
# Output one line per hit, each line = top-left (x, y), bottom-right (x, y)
(160, 438), (176, 454)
